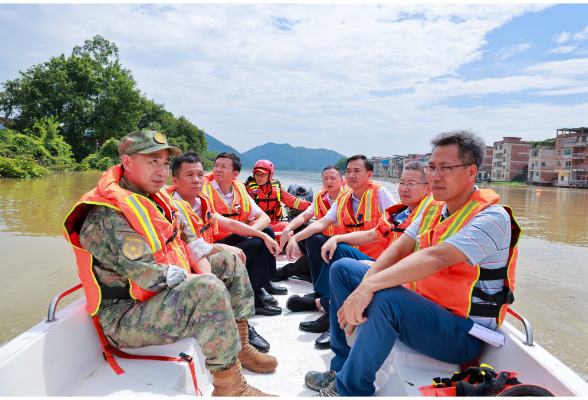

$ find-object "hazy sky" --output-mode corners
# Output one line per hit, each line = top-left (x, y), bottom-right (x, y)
(1, 4), (588, 157)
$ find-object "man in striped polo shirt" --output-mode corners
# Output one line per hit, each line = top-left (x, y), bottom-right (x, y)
(305, 130), (519, 397)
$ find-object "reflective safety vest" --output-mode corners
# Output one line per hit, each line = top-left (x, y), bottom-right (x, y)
(411, 189), (520, 326)
(63, 165), (192, 316)
(246, 179), (283, 221)
(313, 188), (349, 236)
(162, 187), (218, 244)
(203, 173), (252, 241)
(374, 195), (434, 249)
(335, 180), (387, 259)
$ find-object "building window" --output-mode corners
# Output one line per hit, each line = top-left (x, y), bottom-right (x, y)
(557, 161), (560, 166)
(559, 139), (562, 145)
(494, 145), (497, 150)
(541, 162), (546, 166)
(499, 145), (503, 150)
(582, 160), (585, 164)
(558, 150), (561, 155)
(564, 149), (572, 155)
(532, 150), (539, 157)
(536, 172), (539, 177)
(561, 175), (564, 181)
(504, 149), (507, 153)
(565, 139), (575, 146)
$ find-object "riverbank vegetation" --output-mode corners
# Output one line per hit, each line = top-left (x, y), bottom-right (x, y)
(0, 35), (208, 178)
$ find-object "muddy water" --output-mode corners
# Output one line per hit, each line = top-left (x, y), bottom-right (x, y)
(0, 171), (587, 380)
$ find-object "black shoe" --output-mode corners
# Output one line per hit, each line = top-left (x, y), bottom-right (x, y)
(248, 324), (270, 353)
(287, 295), (318, 312)
(254, 289), (282, 316)
(265, 282), (288, 295)
(315, 329), (330, 350)
(258, 287), (278, 305)
(303, 292), (323, 300)
(271, 264), (293, 282)
(300, 314), (329, 333)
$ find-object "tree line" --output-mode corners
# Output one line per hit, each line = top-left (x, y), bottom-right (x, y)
(0, 35), (214, 178)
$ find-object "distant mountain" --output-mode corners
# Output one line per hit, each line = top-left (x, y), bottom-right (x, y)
(242, 143), (347, 172)
(204, 133), (252, 166)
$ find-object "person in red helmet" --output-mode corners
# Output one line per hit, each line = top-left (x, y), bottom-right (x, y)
(246, 159), (312, 245)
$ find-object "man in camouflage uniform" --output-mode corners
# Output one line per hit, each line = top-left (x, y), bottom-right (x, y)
(77, 131), (277, 397)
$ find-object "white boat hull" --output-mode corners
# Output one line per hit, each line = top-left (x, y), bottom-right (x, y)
(1, 274), (587, 396)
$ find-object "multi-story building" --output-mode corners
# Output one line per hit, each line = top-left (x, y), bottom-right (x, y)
(554, 127), (588, 187)
(527, 143), (556, 186)
(424, 153), (431, 164)
(403, 154), (425, 168)
(477, 146), (493, 182)
(491, 137), (530, 182)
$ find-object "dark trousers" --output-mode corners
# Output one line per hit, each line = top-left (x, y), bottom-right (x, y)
(305, 233), (332, 314)
(215, 227), (277, 291)
(329, 258), (484, 396)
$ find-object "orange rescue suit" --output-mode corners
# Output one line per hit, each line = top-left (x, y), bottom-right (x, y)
(163, 187), (218, 244)
(411, 188), (520, 326)
(313, 188), (349, 236)
(63, 165), (193, 316)
(374, 195), (434, 249)
(203, 173), (252, 241)
(335, 180), (387, 259)
(246, 179), (311, 223)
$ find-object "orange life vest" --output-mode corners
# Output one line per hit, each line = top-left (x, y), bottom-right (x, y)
(374, 195), (434, 249)
(246, 179), (284, 221)
(335, 180), (387, 259)
(203, 173), (252, 241)
(162, 187), (218, 244)
(411, 189), (520, 326)
(63, 165), (193, 316)
(313, 188), (349, 236)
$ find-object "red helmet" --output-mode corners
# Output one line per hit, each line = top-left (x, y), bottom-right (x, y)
(252, 159), (274, 180)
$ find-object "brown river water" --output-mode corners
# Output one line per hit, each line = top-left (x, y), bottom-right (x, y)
(1, 170), (587, 380)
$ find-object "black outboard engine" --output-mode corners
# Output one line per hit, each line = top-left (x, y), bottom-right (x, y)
(284, 184), (314, 222)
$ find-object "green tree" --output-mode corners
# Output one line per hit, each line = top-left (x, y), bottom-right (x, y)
(0, 35), (144, 161)
(335, 157), (348, 171)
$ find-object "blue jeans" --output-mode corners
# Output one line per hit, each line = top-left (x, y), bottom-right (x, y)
(306, 235), (373, 314)
(329, 258), (484, 397)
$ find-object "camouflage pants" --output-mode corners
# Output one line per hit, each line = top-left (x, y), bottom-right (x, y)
(99, 251), (254, 371)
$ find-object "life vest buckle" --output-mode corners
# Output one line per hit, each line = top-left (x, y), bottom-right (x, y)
(506, 290), (515, 305)
(179, 352), (193, 362)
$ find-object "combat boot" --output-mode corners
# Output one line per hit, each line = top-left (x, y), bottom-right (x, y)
(237, 321), (278, 374)
(211, 360), (277, 397)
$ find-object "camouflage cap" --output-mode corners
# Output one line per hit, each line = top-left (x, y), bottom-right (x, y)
(117, 131), (182, 157)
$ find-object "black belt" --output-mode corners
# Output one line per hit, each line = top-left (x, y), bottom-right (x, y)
(100, 285), (132, 300)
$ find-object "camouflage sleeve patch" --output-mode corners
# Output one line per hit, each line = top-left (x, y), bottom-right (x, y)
(122, 234), (146, 260)
(177, 211), (198, 244)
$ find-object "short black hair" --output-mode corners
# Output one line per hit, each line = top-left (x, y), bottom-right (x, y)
(215, 152), (242, 173)
(430, 129), (486, 170)
(346, 155), (373, 172)
(172, 151), (204, 178)
(322, 165), (343, 176)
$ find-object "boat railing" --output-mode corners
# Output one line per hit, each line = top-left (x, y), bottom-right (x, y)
(507, 308), (534, 346)
(46, 283), (83, 323)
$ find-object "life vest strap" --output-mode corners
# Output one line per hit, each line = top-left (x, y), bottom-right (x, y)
(345, 222), (365, 228)
(478, 266), (508, 281)
(222, 212), (240, 218)
(92, 315), (202, 396)
(100, 285), (132, 300)
(471, 287), (514, 305)
(390, 228), (406, 233)
(199, 223), (212, 234)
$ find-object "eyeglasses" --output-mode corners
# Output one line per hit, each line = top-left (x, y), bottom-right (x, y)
(396, 181), (428, 189)
(424, 164), (472, 174)
(213, 163), (231, 171)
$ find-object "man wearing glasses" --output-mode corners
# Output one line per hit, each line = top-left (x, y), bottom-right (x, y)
(284, 155), (396, 350)
(306, 130), (519, 397)
(203, 152), (285, 317)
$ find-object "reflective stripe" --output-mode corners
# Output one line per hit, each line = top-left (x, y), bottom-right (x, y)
(314, 193), (321, 216)
(336, 193), (348, 225)
(413, 196), (432, 220)
(294, 198), (301, 208)
(234, 183), (251, 213)
(438, 200), (479, 243)
(125, 194), (162, 252)
(419, 204), (439, 235)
